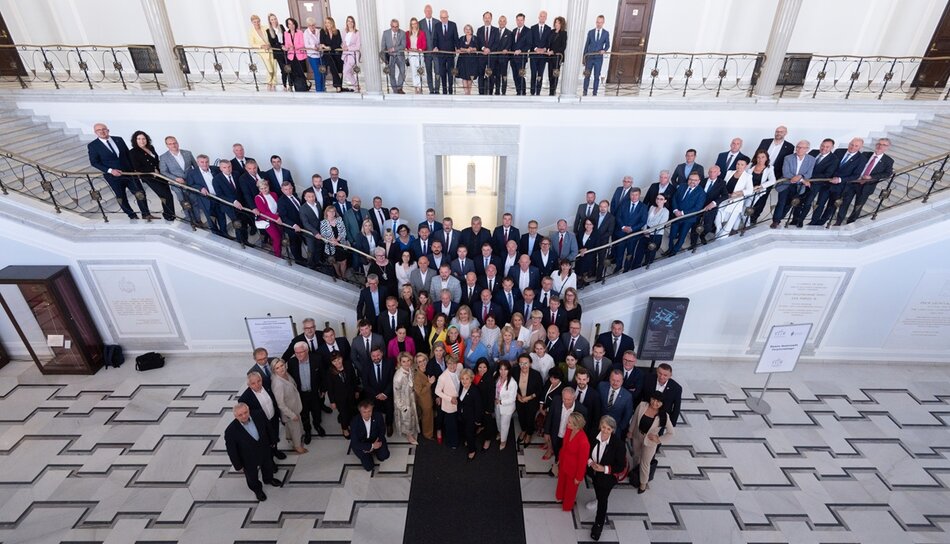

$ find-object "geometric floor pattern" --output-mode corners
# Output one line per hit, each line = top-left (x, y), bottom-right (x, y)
(1, 355), (948, 544)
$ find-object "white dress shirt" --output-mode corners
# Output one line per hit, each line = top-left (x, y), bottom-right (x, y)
(252, 388), (275, 420)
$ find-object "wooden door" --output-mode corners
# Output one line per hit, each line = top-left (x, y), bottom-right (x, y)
(607, 0), (655, 84)
(913, 2), (950, 88)
(0, 11), (26, 79)
(288, 0), (329, 29)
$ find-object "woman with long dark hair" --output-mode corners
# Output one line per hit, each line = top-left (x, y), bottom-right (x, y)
(127, 130), (165, 221)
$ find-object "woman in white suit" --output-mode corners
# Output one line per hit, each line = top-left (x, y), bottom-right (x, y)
(747, 149), (776, 226)
(494, 360), (518, 450)
(270, 359), (307, 454)
(627, 391), (674, 494)
(718, 158), (756, 235)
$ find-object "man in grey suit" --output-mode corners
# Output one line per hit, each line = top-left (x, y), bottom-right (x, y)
(549, 219), (579, 263)
(773, 140), (816, 228)
(561, 320), (591, 360)
(299, 190), (324, 269)
(158, 135), (200, 223)
(419, 4), (439, 94)
(581, 343), (612, 387)
(429, 264), (462, 303)
(381, 19), (407, 94)
(409, 255), (434, 295)
(351, 320), (385, 372)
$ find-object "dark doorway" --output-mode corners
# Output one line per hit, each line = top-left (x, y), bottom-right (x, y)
(913, 1), (950, 88)
(607, 0), (655, 85)
(0, 11), (26, 80)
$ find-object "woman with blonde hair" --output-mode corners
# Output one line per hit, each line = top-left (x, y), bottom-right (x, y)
(254, 178), (282, 257)
(270, 358), (307, 454)
(341, 15), (361, 92)
(265, 13), (288, 89)
(405, 17), (426, 93)
(412, 352), (435, 440)
(450, 305), (478, 340)
(249, 15), (276, 90)
(320, 204), (348, 279)
(393, 351), (420, 445)
(320, 16), (345, 91)
(492, 324), (522, 364)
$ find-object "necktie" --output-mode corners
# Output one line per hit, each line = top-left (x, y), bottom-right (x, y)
(516, 28), (521, 41)
(624, 369), (630, 381)
(390, 314), (396, 331)
(817, 154), (825, 164)
(331, 344), (337, 352)
(504, 227), (509, 241)
(469, 287), (474, 300)
(507, 292), (512, 308)
(443, 24), (447, 33)
(309, 338), (315, 351)
(841, 153), (851, 166)
(460, 258), (465, 269)
(595, 360), (601, 376)
(227, 175), (234, 189)
(587, 204), (593, 217)
(629, 202), (633, 214)
(727, 154), (734, 168)
(569, 337), (576, 353)
(484, 257), (490, 269)
(612, 337), (619, 357)
(862, 156), (878, 177)
(365, 337), (370, 353)
(558, 234), (564, 254)
(488, 279), (493, 291)
(551, 311), (556, 323)
(579, 388), (585, 403)
(598, 214), (604, 228)
(241, 159), (245, 168)
(446, 232), (451, 249)
(482, 305), (488, 321)
(541, 292), (548, 306)
(263, 364), (270, 377)
(422, 240), (427, 254)
(607, 389), (616, 409)
(106, 139), (118, 156)
(685, 188), (692, 198)
(548, 340), (555, 351)
(375, 363), (381, 383)
(292, 197), (300, 210)
(596, 29), (601, 42)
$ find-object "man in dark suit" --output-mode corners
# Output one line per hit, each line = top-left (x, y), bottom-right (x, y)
(773, 140), (816, 228)
(332, 191), (352, 219)
(519, 220), (545, 258)
(286, 341), (326, 442)
(299, 190), (325, 268)
(230, 143), (253, 181)
(562, 320), (591, 360)
(460, 273), (482, 308)
(581, 344), (612, 387)
(475, 243), (500, 279)
(542, 297), (568, 333)
(494, 277), (522, 318)
(809, 138), (866, 226)
(367, 197), (389, 235)
(836, 138), (895, 225)
(609, 177), (634, 213)
(613, 188), (648, 271)
(644, 170), (676, 211)
(529, 10), (551, 95)
(418, 207), (443, 235)
(692, 165), (726, 246)
(301, 174), (327, 210)
(438, 218), (461, 259)
(665, 173), (707, 256)
(592, 200), (615, 278)
(356, 275), (387, 325)
(184, 154), (224, 235)
(598, 370), (633, 437)
(418, 5), (439, 94)
(751, 126), (795, 223)
(280, 317), (323, 363)
(670, 149), (705, 187)
(262, 155), (295, 195)
(432, 9), (458, 94)
(361, 347), (395, 434)
(476, 11), (499, 95)
(479, 264), (503, 297)
(472, 288), (506, 327)
(532, 239), (559, 278)
(493, 15), (514, 95)
(322, 166), (349, 203)
(224, 403), (281, 501)
(211, 160), (250, 244)
(511, 13), (533, 95)
(792, 138), (837, 228)
(714, 138), (751, 181)
(597, 320), (635, 361)
(238, 371), (286, 460)
(410, 226), (434, 263)
(511, 254), (541, 293)
(87, 123), (154, 220)
(377, 297), (410, 343)
(248, 347), (275, 391)
(276, 181), (305, 264)
(450, 246), (476, 280)
(575, 191), (599, 236)
(543, 387), (588, 460)
(582, 15), (609, 96)
(350, 400), (391, 471)
(613, 350), (644, 401)
(492, 213), (521, 256)
(545, 325), (568, 363)
(352, 320), (385, 371)
(460, 217), (492, 258)
(572, 368), (601, 436)
(637, 363), (683, 427)
(237, 159), (267, 231)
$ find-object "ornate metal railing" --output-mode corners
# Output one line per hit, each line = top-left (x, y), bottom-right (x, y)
(780, 54), (950, 100)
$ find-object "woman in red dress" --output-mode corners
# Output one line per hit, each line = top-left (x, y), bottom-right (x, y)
(555, 411), (589, 511)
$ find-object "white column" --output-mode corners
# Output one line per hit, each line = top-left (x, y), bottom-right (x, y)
(139, 0), (187, 92)
(754, 0), (803, 98)
(356, 0), (382, 94)
(560, 0), (590, 98)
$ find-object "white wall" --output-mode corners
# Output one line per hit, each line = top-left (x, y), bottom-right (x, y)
(0, 0), (940, 57)
(16, 97), (919, 231)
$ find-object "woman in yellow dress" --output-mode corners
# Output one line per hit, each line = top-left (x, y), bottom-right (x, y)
(249, 14), (276, 90)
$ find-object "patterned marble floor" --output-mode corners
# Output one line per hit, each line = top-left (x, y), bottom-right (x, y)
(0, 355), (948, 544)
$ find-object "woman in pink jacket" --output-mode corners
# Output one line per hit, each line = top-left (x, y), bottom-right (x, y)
(254, 179), (283, 257)
(283, 17), (307, 91)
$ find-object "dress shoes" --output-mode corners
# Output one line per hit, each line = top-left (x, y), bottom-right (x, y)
(273, 450), (287, 460)
(303, 433), (312, 445)
(590, 523), (603, 541)
(846, 217), (856, 224)
(547, 469), (556, 478)
(255, 490), (268, 501)
(316, 425), (326, 437)
(833, 219), (843, 226)
(268, 478), (283, 487)
(387, 424), (394, 437)
(769, 221), (779, 229)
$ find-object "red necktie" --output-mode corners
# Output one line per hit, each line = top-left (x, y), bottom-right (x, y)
(862, 156), (878, 178)
(558, 234), (563, 254)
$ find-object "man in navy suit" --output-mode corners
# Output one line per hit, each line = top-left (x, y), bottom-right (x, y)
(472, 288), (506, 327)
(494, 277), (522, 317)
(432, 9), (458, 94)
(598, 370), (633, 437)
(224, 403), (281, 501)
(276, 181), (305, 264)
(671, 149), (705, 187)
(361, 347), (395, 434)
(836, 138), (895, 225)
(491, 213), (521, 256)
(809, 138), (866, 226)
(665, 173), (707, 256)
(511, 13), (533, 95)
(609, 176), (634, 213)
(87, 123), (153, 219)
(211, 160), (253, 245)
(438, 217), (462, 259)
(529, 10), (552, 95)
(613, 350), (644, 401)
(350, 400), (391, 471)
(184, 154), (224, 235)
(357, 274), (387, 325)
(751, 126), (795, 224)
(262, 155), (295, 195)
(773, 140), (816, 228)
(476, 11), (499, 95)
(793, 138), (837, 228)
(323, 167), (349, 203)
(511, 254), (541, 293)
(475, 243), (500, 279)
(597, 320), (635, 361)
(450, 246), (477, 280)
(690, 165), (727, 246)
(636, 363), (682, 427)
(573, 368), (601, 436)
(613, 187), (648, 271)
(238, 372), (286, 461)
(714, 138), (750, 181)
(417, 208), (443, 235)
(492, 15), (514, 95)
(583, 15), (609, 96)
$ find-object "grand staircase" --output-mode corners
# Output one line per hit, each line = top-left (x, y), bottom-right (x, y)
(864, 113), (950, 208)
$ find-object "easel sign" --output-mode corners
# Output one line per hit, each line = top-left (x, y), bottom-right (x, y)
(245, 316), (295, 359)
(747, 322), (812, 415)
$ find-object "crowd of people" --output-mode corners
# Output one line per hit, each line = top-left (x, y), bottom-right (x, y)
(246, 5), (615, 96)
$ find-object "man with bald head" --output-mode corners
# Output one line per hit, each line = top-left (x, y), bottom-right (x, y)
(752, 125), (795, 224)
(418, 4), (439, 94)
(810, 137), (866, 226)
(773, 139), (816, 228)
(431, 9), (458, 94)
(529, 10), (552, 95)
(836, 138), (894, 225)
(87, 123), (155, 220)
(714, 137), (750, 182)
(224, 402), (282, 501)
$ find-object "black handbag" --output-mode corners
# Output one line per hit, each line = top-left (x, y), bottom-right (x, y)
(135, 352), (165, 371)
(103, 344), (125, 368)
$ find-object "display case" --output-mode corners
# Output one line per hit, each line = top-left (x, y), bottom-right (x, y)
(0, 265), (103, 374)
